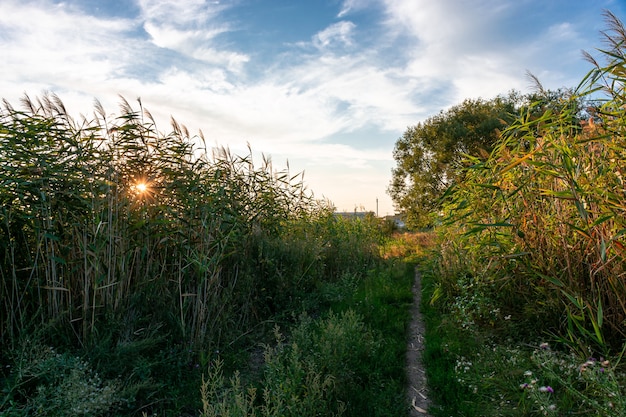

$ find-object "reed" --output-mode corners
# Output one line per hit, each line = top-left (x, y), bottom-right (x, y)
(436, 11), (626, 353)
(0, 93), (339, 353)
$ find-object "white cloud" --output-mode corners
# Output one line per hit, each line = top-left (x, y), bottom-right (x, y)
(337, 0), (377, 18)
(546, 22), (578, 41)
(137, 0), (229, 28)
(338, 0), (356, 18)
(137, 0), (248, 70)
(314, 21), (356, 49)
(377, 0), (600, 103)
(0, 1), (139, 97)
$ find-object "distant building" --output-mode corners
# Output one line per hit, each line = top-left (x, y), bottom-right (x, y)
(334, 211), (373, 220)
(383, 214), (406, 229)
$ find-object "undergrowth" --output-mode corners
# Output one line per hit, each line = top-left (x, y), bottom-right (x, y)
(0, 87), (423, 414)
(199, 257), (417, 417)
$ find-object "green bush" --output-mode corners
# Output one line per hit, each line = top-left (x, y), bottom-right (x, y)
(421, 13), (626, 416)
(434, 10), (626, 353)
(2, 341), (121, 416)
(199, 276), (414, 417)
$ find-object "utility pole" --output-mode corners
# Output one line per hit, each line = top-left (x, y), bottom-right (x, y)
(376, 198), (379, 217)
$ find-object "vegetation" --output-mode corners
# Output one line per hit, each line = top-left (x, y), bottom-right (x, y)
(199, 259), (417, 417)
(0, 92), (421, 416)
(389, 87), (585, 229)
(389, 94), (522, 228)
(4, 7), (625, 417)
(419, 10), (626, 416)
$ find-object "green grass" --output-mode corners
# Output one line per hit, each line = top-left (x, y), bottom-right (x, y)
(421, 254), (626, 417)
(0, 94), (405, 416)
(197, 257), (418, 417)
(330, 260), (416, 416)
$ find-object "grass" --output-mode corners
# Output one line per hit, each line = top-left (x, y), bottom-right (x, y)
(0, 89), (422, 415)
(330, 260), (416, 416)
(422, 263), (626, 417)
(198, 253), (419, 417)
(421, 266), (536, 417)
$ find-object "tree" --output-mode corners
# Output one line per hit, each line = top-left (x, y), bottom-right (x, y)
(388, 93), (521, 228)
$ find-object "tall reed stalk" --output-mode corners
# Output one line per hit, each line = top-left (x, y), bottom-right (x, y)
(0, 93), (334, 351)
(437, 11), (626, 353)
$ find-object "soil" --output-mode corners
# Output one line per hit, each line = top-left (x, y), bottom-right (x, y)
(406, 268), (432, 416)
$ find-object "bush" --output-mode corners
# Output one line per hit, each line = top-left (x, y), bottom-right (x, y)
(435, 10), (626, 353)
(2, 340), (121, 416)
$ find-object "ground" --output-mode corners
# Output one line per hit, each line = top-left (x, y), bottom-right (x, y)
(406, 269), (431, 416)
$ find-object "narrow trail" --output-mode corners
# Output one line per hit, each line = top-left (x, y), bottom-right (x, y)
(406, 268), (431, 416)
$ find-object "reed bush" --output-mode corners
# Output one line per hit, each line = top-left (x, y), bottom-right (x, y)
(436, 10), (626, 353)
(0, 93), (325, 347)
(0, 93), (388, 414)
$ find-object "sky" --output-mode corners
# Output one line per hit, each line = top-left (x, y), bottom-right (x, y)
(1, 0), (624, 216)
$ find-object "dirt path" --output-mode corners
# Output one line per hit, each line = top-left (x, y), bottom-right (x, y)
(406, 268), (431, 416)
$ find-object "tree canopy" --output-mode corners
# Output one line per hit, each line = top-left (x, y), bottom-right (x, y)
(388, 94), (521, 227)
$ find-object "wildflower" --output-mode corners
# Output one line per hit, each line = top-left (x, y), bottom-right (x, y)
(548, 404), (557, 411)
(539, 386), (554, 393)
(520, 383), (530, 390)
(524, 370), (533, 377)
(580, 359), (596, 372)
(539, 342), (549, 350)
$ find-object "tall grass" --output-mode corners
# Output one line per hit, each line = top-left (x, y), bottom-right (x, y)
(0, 94), (316, 349)
(434, 11), (626, 354)
(0, 93), (386, 414)
(198, 256), (417, 417)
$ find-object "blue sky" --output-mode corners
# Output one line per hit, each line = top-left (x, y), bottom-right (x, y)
(1, 0), (624, 215)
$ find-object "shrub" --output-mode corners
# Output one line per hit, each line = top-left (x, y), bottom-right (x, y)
(1, 340), (121, 416)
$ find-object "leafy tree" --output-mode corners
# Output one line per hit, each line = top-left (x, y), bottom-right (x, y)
(388, 89), (586, 228)
(389, 94), (521, 227)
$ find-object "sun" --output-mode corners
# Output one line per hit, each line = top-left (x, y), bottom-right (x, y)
(133, 179), (152, 198)
(131, 177), (157, 202)
(136, 182), (148, 193)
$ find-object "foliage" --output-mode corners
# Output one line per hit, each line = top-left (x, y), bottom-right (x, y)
(380, 231), (435, 260)
(0, 94), (388, 415)
(389, 94), (521, 227)
(522, 343), (626, 417)
(0, 94), (320, 350)
(200, 319), (349, 417)
(1, 340), (121, 416)
(422, 267), (626, 417)
(436, 10), (626, 352)
(421, 9), (626, 417)
(199, 253), (418, 417)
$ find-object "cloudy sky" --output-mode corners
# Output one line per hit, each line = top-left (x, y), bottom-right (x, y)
(1, 0), (624, 215)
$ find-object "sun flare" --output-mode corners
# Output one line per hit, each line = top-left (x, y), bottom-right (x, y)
(136, 182), (148, 193)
